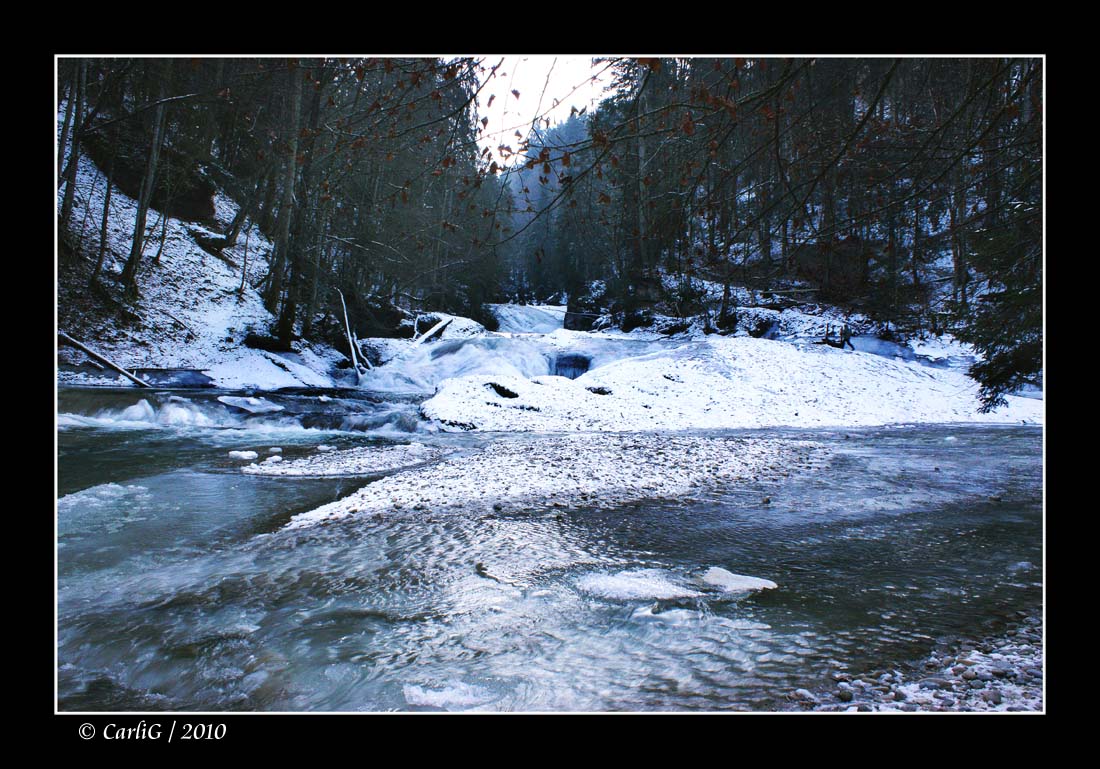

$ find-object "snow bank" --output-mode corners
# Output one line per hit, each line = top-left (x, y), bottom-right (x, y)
(285, 434), (824, 529)
(421, 336), (1042, 432)
(242, 442), (442, 477)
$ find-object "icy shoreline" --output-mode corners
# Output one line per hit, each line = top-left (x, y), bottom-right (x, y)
(284, 433), (829, 530)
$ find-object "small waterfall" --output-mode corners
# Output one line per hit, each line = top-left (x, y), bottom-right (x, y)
(553, 353), (591, 380)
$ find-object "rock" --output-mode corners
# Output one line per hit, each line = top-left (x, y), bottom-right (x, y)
(919, 678), (951, 690)
(837, 689), (853, 702)
(961, 669), (977, 680)
(981, 690), (1003, 706)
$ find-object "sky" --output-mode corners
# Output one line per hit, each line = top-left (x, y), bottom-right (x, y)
(472, 56), (616, 165)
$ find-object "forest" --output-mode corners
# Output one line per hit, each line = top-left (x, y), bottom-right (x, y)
(55, 55), (1046, 717)
(57, 56), (1042, 408)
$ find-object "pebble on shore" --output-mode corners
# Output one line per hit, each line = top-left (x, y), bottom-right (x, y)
(792, 609), (1043, 713)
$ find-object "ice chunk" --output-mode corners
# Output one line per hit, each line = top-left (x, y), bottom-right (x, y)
(228, 450), (259, 461)
(576, 569), (702, 600)
(700, 566), (777, 592)
(217, 395), (285, 414)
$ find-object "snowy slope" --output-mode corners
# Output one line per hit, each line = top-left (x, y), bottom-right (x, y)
(57, 103), (342, 389)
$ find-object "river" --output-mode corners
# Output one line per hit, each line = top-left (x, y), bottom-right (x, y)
(56, 385), (1042, 711)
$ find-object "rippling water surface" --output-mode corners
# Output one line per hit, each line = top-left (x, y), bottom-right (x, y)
(57, 388), (1042, 711)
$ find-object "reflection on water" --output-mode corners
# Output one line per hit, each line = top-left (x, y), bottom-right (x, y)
(57, 390), (1041, 711)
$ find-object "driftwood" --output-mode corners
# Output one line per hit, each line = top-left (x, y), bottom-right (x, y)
(58, 331), (152, 387)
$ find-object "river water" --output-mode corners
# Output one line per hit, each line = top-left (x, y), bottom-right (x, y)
(56, 386), (1042, 712)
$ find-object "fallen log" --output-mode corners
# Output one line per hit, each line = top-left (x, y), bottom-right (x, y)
(413, 317), (452, 345)
(58, 331), (152, 387)
(333, 288), (370, 385)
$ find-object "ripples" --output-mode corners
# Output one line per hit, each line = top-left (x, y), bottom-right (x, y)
(57, 425), (1042, 711)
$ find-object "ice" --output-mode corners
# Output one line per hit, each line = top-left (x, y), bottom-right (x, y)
(360, 335), (555, 393)
(700, 567), (778, 592)
(228, 450), (259, 461)
(576, 569), (702, 601)
(217, 396), (285, 414)
(490, 304), (567, 334)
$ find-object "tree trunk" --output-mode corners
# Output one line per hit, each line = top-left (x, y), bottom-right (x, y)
(58, 67), (76, 179)
(268, 64), (303, 330)
(59, 60), (86, 234)
(120, 61), (171, 301)
(90, 121), (120, 287)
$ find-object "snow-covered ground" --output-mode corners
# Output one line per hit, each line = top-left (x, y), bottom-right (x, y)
(420, 334), (1041, 433)
(57, 103), (342, 390)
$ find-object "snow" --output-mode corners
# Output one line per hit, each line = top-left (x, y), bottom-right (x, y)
(421, 335), (1042, 433)
(285, 434), (825, 529)
(242, 443), (442, 477)
(57, 101), (342, 390)
(413, 313), (485, 341)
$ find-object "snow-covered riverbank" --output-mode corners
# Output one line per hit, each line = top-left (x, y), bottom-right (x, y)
(421, 333), (1042, 433)
(284, 433), (828, 530)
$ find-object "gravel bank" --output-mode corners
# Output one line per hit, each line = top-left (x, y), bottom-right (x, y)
(788, 608), (1044, 713)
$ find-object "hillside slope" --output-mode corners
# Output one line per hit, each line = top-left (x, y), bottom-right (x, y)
(57, 104), (343, 389)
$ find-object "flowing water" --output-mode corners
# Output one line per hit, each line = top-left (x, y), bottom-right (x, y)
(56, 385), (1042, 712)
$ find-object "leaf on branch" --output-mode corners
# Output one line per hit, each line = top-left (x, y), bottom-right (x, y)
(512, 89), (520, 99)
